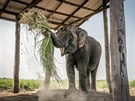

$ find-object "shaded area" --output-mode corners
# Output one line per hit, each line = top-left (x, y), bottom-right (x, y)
(0, 0), (109, 29)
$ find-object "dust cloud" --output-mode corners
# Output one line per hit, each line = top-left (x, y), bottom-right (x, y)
(38, 89), (88, 101)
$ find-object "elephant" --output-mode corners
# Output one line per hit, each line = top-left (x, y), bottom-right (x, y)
(45, 25), (101, 92)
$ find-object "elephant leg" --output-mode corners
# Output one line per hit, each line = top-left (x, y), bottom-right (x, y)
(91, 64), (98, 91)
(44, 70), (51, 89)
(87, 70), (90, 89)
(66, 57), (76, 90)
(78, 63), (87, 92)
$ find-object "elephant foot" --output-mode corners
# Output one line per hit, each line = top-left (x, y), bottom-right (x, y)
(90, 87), (97, 91)
(68, 87), (77, 91)
(64, 87), (77, 98)
(80, 88), (88, 94)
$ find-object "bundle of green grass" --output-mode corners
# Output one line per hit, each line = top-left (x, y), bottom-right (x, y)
(20, 10), (60, 83)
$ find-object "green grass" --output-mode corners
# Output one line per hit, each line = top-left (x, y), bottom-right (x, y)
(129, 80), (135, 88)
(20, 79), (41, 90)
(97, 80), (108, 88)
(0, 78), (12, 90)
(0, 78), (135, 91)
(0, 78), (42, 91)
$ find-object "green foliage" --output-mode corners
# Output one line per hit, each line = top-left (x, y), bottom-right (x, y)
(20, 10), (60, 82)
(0, 78), (12, 90)
(129, 80), (135, 87)
(0, 78), (41, 91)
(96, 80), (108, 88)
(40, 36), (61, 82)
(20, 79), (41, 90)
(0, 78), (135, 91)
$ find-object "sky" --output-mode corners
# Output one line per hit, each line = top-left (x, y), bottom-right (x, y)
(0, 0), (135, 80)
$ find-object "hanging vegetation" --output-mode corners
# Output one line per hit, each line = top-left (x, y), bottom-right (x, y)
(20, 9), (61, 83)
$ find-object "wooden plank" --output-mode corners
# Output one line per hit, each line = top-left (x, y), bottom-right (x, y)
(56, 0), (88, 29)
(70, 5), (109, 25)
(47, 2), (63, 19)
(0, 0), (10, 16)
(11, 0), (28, 5)
(56, 0), (95, 11)
(0, 9), (18, 16)
(102, 0), (112, 93)
(10, 0), (82, 19)
(110, 0), (130, 101)
(0, 16), (16, 22)
(13, 16), (20, 93)
(35, 6), (81, 19)
(20, 0), (41, 13)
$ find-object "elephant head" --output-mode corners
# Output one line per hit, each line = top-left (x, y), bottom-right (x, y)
(51, 25), (88, 56)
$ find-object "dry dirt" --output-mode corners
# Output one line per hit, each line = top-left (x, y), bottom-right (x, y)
(0, 89), (135, 101)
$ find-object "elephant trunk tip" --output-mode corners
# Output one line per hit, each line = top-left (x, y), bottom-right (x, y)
(60, 47), (65, 56)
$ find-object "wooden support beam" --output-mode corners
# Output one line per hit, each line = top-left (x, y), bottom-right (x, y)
(48, 20), (67, 26)
(10, 0), (81, 19)
(56, 0), (95, 11)
(0, 16), (16, 22)
(48, 2), (62, 19)
(73, 5), (109, 26)
(11, 0), (28, 5)
(13, 16), (20, 93)
(102, 0), (112, 93)
(20, 0), (41, 13)
(70, 5), (109, 26)
(110, 0), (130, 101)
(0, 0), (10, 16)
(0, 9), (18, 15)
(35, 6), (81, 19)
(56, 0), (88, 29)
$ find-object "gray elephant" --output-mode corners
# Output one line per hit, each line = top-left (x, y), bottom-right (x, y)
(47, 25), (101, 92)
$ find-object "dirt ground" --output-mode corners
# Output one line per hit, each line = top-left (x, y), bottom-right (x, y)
(0, 89), (135, 101)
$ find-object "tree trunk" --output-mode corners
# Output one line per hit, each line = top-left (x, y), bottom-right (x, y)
(110, 0), (130, 101)
(103, 8), (112, 93)
(13, 17), (20, 93)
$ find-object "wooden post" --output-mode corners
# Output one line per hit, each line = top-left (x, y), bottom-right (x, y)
(110, 0), (130, 101)
(102, 0), (112, 93)
(13, 16), (20, 93)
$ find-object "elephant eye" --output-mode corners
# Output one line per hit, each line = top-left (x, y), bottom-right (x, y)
(68, 31), (73, 39)
(60, 27), (64, 30)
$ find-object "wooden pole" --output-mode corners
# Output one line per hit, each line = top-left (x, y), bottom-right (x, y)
(110, 0), (130, 101)
(102, 0), (112, 93)
(13, 16), (20, 93)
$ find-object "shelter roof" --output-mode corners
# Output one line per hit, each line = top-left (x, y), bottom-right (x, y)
(0, 0), (109, 29)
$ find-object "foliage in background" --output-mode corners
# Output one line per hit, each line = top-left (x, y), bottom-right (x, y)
(20, 9), (61, 82)
(96, 80), (108, 88)
(0, 78), (12, 90)
(0, 78), (135, 91)
(129, 80), (135, 88)
(0, 78), (41, 91)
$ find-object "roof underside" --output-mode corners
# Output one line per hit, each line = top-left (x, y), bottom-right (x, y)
(0, 0), (109, 30)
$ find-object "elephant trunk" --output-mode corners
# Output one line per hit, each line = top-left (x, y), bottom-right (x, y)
(50, 32), (64, 48)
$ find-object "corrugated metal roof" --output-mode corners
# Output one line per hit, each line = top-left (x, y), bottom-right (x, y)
(0, 0), (109, 30)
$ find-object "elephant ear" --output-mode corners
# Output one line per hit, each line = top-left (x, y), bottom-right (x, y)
(77, 28), (88, 48)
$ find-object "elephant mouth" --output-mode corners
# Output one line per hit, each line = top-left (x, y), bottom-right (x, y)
(60, 47), (65, 56)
